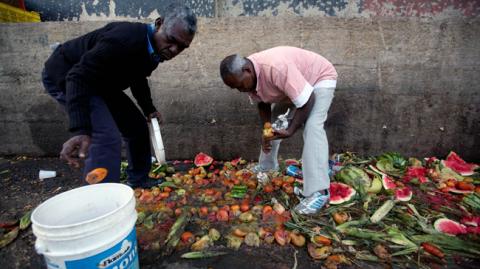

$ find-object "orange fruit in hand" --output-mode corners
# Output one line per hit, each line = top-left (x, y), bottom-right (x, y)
(85, 168), (108, 184)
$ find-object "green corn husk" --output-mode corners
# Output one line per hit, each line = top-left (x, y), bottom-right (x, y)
(181, 251), (228, 259)
(412, 234), (480, 257)
(391, 246), (419, 257)
(0, 227), (19, 248)
(386, 227), (416, 248)
(341, 227), (386, 241)
(165, 213), (188, 244)
(163, 212), (189, 255)
(355, 251), (379, 261)
(19, 210), (32, 230)
(463, 193), (480, 211)
(158, 181), (178, 189)
(336, 218), (368, 232)
(370, 200), (395, 223)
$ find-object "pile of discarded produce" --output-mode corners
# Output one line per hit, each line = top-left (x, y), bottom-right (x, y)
(131, 151), (480, 268)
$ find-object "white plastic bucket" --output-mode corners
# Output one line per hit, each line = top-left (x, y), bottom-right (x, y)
(31, 183), (139, 269)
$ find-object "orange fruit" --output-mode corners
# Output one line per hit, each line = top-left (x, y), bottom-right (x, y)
(313, 235), (332, 246)
(230, 204), (240, 212)
(456, 181), (475, 191)
(85, 168), (108, 184)
(262, 205), (273, 216)
(181, 231), (194, 243)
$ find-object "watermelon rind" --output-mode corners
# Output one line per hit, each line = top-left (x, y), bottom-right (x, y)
(335, 166), (371, 195)
(367, 176), (382, 194)
(395, 187), (412, 202)
(442, 151), (479, 176)
(329, 182), (356, 205)
(447, 188), (474, 194)
(381, 175), (397, 190)
(434, 218), (467, 236)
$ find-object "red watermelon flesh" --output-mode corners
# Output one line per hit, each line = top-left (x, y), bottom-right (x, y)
(329, 182), (356, 205)
(403, 167), (428, 183)
(434, 218), (467, 236)
(285, 159), (300, 166)
(382, 175), (396, 190)
(467, 226), (480, 234)
(194, 152), (214, 167)
(460, 216), (480, 227)
(442, 151), (478, 176)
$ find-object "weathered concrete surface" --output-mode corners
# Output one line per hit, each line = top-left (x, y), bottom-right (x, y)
(0, 17), (479, 161)
(25, 0), (480, 21)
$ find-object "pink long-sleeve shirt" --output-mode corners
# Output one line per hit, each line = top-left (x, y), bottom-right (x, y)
(247, 46), (337, 107)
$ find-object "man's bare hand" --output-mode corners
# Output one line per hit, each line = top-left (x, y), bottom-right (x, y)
(265, 129), (293, 141)
(60, 135), (91, 168)
(261, 135), (272, 154)
(148, 111), (163, 124)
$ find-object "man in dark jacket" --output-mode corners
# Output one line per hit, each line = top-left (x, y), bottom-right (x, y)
(42, 4), (197, 188)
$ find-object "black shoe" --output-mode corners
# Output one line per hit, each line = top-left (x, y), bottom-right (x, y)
(126, 178), (164, 189)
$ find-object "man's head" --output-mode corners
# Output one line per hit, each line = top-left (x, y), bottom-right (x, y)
(153, 4), (197, 62)
(219, 54), (257, 92)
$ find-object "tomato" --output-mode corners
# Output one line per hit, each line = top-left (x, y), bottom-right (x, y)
(282, 184), (294, 194)
(263, 184), (274, 193)
(199, 206), (209, 217)
(216, 209), (229, 222)
(181, 231), (195, 244)
(240, 203), (250, 212)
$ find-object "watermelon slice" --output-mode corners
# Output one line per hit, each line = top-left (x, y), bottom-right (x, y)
(381, 175), (396, 190)
(230, 157), (242, 166)
(441, 151), (478, 176)
(434, 218), (467, 236)
(329, 182), (356, 205)
(395, 187), (412, 202)
(194, 152), (214, 167)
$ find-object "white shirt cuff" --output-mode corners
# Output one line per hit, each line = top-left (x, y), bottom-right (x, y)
(292, 83), (314, 108)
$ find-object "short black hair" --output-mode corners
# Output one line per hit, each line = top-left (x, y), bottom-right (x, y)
(219, 54), (246, 81)
(163, 4), (197, 35)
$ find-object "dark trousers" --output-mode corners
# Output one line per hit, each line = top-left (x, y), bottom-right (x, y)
(42, 69), (151, 184)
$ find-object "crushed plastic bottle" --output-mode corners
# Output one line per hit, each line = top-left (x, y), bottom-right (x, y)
(256, 172), (270, 185)
(272, 109), (290, 131)
(286, 165), (302, 178)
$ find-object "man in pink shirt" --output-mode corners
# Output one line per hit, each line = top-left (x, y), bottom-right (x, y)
(219, 46), (337, 215)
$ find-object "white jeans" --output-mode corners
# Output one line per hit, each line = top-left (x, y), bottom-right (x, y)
(258, 84), (335, 197)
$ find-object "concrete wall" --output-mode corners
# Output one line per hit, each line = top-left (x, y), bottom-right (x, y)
(0, 17), (479, 161)
(23, 0), (480, 21)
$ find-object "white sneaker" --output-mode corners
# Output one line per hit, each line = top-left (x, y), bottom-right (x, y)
(293, 186), (305, 198)
(294, 190), (330, 215)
